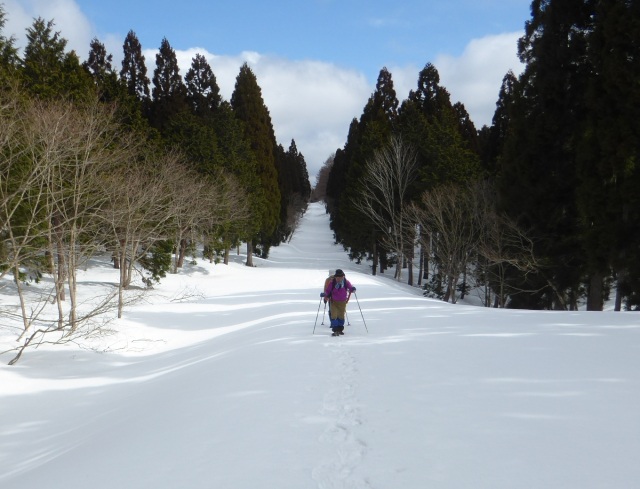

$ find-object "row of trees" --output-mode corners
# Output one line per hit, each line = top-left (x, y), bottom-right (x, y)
(324, 0), (640, 311)
(0, 6), (310, 362)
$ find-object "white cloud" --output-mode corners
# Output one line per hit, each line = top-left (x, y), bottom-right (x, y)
(434, 32), (524, 127)
(3, 0), (93, 56)
(2, 1), (525, 185)
(389, 33), (524, 129)
(168, 49), (372, 183)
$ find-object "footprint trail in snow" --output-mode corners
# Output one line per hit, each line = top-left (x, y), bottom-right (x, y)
(312, 340), (373, 489)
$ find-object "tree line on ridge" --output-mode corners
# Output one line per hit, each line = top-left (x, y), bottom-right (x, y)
(318, 0), (640, 311)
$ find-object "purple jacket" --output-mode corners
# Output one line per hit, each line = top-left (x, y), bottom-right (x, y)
(325, 278), (354, 302)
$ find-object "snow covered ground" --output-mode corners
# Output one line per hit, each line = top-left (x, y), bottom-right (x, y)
(1, 202), (639, 489)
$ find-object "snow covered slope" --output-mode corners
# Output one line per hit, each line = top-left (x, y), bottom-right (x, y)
(1, 202), (639, 488)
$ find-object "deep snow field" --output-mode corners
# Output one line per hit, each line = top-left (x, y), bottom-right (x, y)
(1, 202), (639, 489)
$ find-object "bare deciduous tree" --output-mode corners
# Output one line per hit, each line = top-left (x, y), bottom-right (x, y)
(472, 181), (540, 307)
(355, 136), (418, 282)
(200, 171), (252, 265)
(1, 96), (138, 363)
(24, 99), (127, 331)
(100, 150), (180, 318)
(409, 183), (478, 303)
(409, 180), (540, 306)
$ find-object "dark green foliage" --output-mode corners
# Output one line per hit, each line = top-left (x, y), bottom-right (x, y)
(185, 53), (221, 118)
(21, 17), (67, 97)
(84, 37), (113, 84)
(150, 38), (189, 133)
(498, 0), (593, 309)
(0, 7), (313, 354)
(453, 102), (479, 154)
(120, 30), (150, 101)
(273, 140), (311, 243)
(576, 0), (640, 310)
(165, 111), (221, 174)
(83, 37), (126, 105)
(399, 63), (481, 191)
(480, 71), (518, 176)
(21, 17), (93, 101)
(326, 63), (486, 284)
(0, 6), (19, 85)
(231, 63), (281, 252)
(139, 240), (173, 286)
(212, 101), (263, 245)
(485, 0), (640, 310)
(328, 68), (399, 266)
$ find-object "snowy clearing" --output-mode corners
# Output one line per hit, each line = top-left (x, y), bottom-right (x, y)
(1, 202), (639, 489)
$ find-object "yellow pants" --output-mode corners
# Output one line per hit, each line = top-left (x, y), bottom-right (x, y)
(330, 300), (347, 329)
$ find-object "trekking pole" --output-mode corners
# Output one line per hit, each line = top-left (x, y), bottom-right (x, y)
(354, 291), (368, 333)
(313, 295), (324, 334)
(320, 293), (328, 325)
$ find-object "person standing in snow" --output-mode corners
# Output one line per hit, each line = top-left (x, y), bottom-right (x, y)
(323, 269), (355, 336)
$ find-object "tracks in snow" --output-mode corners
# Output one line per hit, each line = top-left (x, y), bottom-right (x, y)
(312, 339), (373, 489)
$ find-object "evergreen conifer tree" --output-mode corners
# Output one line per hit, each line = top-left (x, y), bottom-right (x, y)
(150, 37), (189, 133)
(120, 30), (150, 102)
(499, 0), (594, 309)
(84, 38), (113, 82)
(84, 37), (122, 103)
(481, 71), (519, 176)
(0, 6), (19, 85)
(331, 68), (399, 269)
(577, 0), (640, 310)
(22, 17), (92, 100)
(212, 101), (264, 260)
(185, 53), (221, 118)
(273, 139), (311, 243)
(230, 63), (280, 262)
(400, 63), (481, 190)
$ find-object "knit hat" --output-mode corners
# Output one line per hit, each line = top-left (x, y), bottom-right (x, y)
(335, 269), (345, 277)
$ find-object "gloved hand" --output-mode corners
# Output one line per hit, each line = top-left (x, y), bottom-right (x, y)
(351, 287), (356, 292)
(320, 292), (325, 297)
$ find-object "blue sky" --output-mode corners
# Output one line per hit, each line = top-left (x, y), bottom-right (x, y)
(3, 0), (531, 182)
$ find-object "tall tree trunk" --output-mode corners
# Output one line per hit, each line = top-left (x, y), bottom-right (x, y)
(422, 247), (429, 281)
(177, 238), (187, 269)
(246, 240), (254, 267)
(372, 240), (378, 276)
(14, 264), (30, 338)
(67, 226), (77, 332)
(49, 242), (65, 330)
(405, 239), (414, 286)
(394, 253), (403, 281)
(460, 266), (467, 300)
(586, 271), (604, 311)
(118, 261), (125, 319)
(443, 280), (451, 303)
(614, 269), (625, 311)
(448, 274), (457, 304)
(54, 216), (66, 302)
